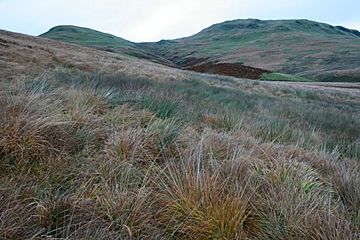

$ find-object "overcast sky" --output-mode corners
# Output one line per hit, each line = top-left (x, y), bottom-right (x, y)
(0, 0), (359, 42)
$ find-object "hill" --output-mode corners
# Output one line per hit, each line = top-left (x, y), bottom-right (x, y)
(0, 29), (185, 82)
(41, 20), (360, 82)
(41, 25), (174, 66)
(143, 19), (360, 81)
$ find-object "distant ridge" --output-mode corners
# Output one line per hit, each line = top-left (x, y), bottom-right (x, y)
(41, 25), (174, 66)
(41, 19), (360, 82)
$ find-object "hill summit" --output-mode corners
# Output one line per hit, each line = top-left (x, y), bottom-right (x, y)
(41, 19), (360, 81)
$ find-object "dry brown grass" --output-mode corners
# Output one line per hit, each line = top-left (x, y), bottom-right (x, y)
(104, 128), (159, 163)
(0, 89), (68, 165)
(0, 30), (187, 83)
(0, 186), (39, 239)
(0, 70), (359, 239)
(154, 151), (257, 239)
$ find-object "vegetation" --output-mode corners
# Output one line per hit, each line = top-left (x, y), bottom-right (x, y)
(1, 68), (359, 239)
(41, 25), (172, 65)
(142, 19), (360, 82)
(41, 20), (360, 82)
(260, 72), (312, 82)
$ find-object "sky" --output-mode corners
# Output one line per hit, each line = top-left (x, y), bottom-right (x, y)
(0, 0), (359, 42)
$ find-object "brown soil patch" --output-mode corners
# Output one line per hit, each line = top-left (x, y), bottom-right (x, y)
(187, 62), (271, 79)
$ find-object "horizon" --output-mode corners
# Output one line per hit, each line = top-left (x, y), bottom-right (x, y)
(1, 0), (360, 42)
(41, 18), (360, 43)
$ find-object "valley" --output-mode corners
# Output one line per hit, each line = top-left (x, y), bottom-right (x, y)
(0, 18), (359, 239)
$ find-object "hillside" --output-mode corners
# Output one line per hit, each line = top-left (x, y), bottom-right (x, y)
(1, 28), (360, 239)
(42, 25), (277, 80)
(41, 25), (174, 66)
(0, 29), (185, 82)
(143, 19), (360, 81)
(41, 20), (360, 82)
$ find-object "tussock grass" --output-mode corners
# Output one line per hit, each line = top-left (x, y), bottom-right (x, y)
(0, 88), (67, 165)
(0, 72), (359, 239)
(0, 186), (39, 239)
(105, 128), (158, 163)
(202, 110), (243, 131)
(156, 160), (257, 239)
(251, 158), (347, 239)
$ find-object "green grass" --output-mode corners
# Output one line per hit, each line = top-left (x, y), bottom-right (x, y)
(260, 72), (312, 82)
(41, 25), (171, 65)
(41, 25), (135, 50)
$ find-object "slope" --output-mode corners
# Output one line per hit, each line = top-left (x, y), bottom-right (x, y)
(41, 25), (174, 66)
(1, 28), (360, 239)
(0, 29), (185, 82)
(142, 19), (360, 81)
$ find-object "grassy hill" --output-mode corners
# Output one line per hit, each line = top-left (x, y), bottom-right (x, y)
(41, 20), (360, 82)
(41, 25), (174, 66)
(1, 27), (360, 239)
(142, 19), (360, 81)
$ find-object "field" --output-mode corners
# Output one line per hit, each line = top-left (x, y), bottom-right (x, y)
(0, 29), (360, 239)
